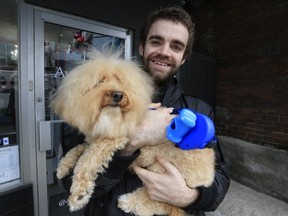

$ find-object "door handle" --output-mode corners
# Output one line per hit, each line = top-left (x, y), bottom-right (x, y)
(38, 120), (64, 152)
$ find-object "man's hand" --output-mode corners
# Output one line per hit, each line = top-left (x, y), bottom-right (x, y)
(133, 155), (199, 207)
(120, 103), (174, 156)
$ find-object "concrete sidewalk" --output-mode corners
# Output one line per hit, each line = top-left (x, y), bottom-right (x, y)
(206, 180), (288, 216)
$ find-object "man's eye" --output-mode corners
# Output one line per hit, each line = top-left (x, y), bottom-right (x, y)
(150, 40), (161, 46)
(172, 44), (184, 52)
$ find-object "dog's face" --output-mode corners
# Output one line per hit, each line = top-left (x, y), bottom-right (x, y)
(50, 53), (154, 139)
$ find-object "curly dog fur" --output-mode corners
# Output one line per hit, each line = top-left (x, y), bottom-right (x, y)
(50, 50), (215, 216)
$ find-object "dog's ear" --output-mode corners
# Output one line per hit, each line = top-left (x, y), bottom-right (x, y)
(69, 97), (101, 135)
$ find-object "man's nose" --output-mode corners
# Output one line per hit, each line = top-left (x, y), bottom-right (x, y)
(158, 44), (171, 56)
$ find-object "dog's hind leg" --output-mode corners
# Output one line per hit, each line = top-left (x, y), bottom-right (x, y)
(118, 187), (184, 216)
(56, 144), (88, 179)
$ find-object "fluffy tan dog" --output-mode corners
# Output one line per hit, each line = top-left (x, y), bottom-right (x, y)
(50, 51), (215, 216)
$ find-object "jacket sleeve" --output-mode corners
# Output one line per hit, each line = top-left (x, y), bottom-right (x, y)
(181, 96), (230, 213)
(91, 149), (140, 198)
(182, 141), (230, 213)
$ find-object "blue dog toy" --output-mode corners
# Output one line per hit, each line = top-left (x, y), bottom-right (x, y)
(166, 109), (216, 150)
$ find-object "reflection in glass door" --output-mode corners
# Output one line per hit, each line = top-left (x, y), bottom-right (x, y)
(0, 0), (20, 189)
(35, 11), (131, 216)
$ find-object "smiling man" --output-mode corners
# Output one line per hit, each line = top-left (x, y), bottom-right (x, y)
(122, 6), (230, 216)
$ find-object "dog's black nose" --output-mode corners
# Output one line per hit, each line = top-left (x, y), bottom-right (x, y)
(111, 91), (123, 103)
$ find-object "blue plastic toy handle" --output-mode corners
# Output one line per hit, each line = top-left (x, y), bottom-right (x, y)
(166, 109), (215, 150)
(166, 109), (197, 143)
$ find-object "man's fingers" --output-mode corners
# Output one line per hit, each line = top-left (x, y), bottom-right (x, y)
(147, 103), (174, 115)
(133, 165), (150, 178)
(134, 157), (177, 179)
(133, 165), (162, 184)
(156, 155), (176, 173)
(148, 103), (161, 109)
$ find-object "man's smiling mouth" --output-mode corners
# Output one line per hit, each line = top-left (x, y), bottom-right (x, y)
(152, 60), (169, 66)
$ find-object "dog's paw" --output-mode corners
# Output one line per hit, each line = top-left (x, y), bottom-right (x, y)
(118, 189), (171, 216)
(56, 163), (74, 179)
(118, 195), (157, 216)
(56, 166), (69, 179)
(118, 194), (150, 216)
(118, 194), (133, 213)
(68, 190), (91, 212)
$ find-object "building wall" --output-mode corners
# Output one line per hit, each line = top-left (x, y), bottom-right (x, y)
(219, 136), (288, 202)
(192, 0), (288, 149)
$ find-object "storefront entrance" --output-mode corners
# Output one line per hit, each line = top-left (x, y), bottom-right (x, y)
(0, 2), (132, 215)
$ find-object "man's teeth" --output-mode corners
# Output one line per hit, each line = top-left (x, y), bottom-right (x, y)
(153, 60), (168, 66)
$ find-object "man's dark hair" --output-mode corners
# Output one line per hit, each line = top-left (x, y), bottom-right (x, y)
(140, 6), (195, 59)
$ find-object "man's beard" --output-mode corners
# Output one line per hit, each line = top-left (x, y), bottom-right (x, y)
(144, 62), (177, 87)
(152, 71), (175, 87)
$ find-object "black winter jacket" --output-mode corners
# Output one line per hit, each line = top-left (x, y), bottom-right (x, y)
(63, 77), (230, 216)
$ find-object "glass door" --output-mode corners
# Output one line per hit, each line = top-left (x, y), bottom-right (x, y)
(34, 10), (132, 216)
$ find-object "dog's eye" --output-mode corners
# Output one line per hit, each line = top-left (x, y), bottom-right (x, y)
(98, 76), (107, 84)
(93, 80), (104, 89)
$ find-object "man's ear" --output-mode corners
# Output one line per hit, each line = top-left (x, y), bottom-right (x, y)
(139, 44), (144, 56)
(181, 57), (186, 65)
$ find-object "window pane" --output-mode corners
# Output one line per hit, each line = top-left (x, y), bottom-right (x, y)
(0, 0), (20, 186)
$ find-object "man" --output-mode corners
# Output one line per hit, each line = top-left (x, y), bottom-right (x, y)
(65, 6), (230, 216)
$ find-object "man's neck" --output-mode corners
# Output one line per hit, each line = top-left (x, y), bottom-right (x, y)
(152, 83), (169, 103)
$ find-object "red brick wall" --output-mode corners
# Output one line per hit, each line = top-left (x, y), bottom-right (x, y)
(192, 0), (288, 149)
